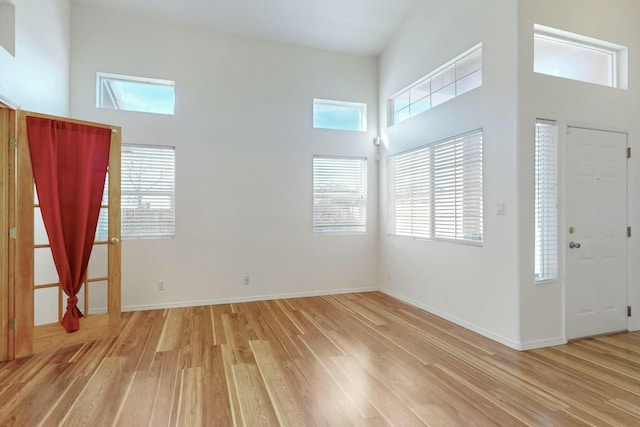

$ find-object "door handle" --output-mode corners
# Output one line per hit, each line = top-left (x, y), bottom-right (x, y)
(569, 241), (581, 249)
(110, 237), (120, 245)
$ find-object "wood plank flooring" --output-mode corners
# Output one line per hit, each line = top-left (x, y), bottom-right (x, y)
(1, 291), (639, 426)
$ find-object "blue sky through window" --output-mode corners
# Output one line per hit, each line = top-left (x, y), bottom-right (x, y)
(98, 73), (175, 115)
(109, 80), (175, 115)
(313, 100), (366, 131)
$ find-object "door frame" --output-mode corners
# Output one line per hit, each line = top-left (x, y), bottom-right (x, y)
(0, 98), (17, 361)
(560, 121), (631, 339)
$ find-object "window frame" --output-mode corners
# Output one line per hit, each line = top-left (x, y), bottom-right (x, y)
(389, 44), (482, 126)
(312, 155), (367, 234)
(387, 130), (483, 245)
(533, 24), (627, 89)
(96, 72), (176, 115)
(312, 99), (367, 132)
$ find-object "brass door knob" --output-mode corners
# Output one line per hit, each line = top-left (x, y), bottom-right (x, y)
(110, 237), (120, 245)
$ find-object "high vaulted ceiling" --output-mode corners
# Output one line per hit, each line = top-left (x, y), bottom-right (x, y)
(70, 0), (419, 55)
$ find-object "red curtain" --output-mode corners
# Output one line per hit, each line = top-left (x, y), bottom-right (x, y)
(26, 117), (111, 333)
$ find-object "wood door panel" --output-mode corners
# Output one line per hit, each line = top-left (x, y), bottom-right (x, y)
(14, 110), (121, 359)
(0, 102), (16, 361)
(15, 111), (34, 358)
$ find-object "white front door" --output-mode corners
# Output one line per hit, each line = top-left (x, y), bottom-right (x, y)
(565, 126), (628, 340)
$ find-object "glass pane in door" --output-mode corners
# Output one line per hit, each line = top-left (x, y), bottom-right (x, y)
(88, 281), (109, 315)
(34, 247), (58, 285)
(34, 287), (59, 326)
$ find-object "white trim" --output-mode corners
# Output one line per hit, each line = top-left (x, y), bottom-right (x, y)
(100, 285), (571, 350)
(517, 337), (567, 351)
(379, 288), (524, 350)
(120, 286), (378, 313)
(96, 71), (175, 87)
(534, 24), (626, 53)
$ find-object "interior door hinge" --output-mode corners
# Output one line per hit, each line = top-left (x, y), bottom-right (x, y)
(8, 318), (15, 330)
(10, 138), (16, 149)
(627, 147), (631, 158)
(628, 226), (632, 237)
(9, 227), (16, 239)
(628, 306), (632, 317)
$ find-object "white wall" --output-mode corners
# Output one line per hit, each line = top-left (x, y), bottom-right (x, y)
(69, 5), (379, 311)
(517, 0), (640, 346)
(378, 0), (521, 347)
(0, 0), (69, 115)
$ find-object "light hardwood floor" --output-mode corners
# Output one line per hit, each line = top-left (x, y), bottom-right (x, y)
(1, 292), (639, 426)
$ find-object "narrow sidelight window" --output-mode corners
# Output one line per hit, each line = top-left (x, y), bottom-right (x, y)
(534, 120), (558, 282)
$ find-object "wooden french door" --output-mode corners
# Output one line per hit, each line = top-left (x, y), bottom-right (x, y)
(13, 110), (121, 359)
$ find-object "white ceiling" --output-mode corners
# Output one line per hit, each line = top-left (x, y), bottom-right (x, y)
(70, 0), (419, 55)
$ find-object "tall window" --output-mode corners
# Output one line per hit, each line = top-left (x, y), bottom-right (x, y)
(390, 44), (482, 126)
(121, 144), (176, 238)
(534, 24), (627, 89)
(534, 120), (558, 282)
(387, 130), (483, 243)
(313, 156), (367, 233)
(97, 72), (176, 115)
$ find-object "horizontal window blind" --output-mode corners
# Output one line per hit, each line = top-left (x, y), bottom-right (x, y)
(121, 144), (175, 238)
(388, 130), (483, 243)
(534, 120), (558, 282)
(313, 156), (366, 233)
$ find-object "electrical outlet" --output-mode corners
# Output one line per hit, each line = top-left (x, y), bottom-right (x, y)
(243, 276), (250, 286)
(158, 280), (165, 291)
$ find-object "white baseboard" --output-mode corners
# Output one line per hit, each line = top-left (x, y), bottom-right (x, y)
(380, 288), (538, 351)
(120, 286), (378, 313)
(517, 337), (567, 350)
(630, 319), (640, 332)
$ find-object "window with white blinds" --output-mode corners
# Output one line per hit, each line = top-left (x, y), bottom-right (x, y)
(121, 144), (175, 238)
(313, 156), (366, 233)
(387, 130), (483, 243)
(534, 120), (558, 282)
